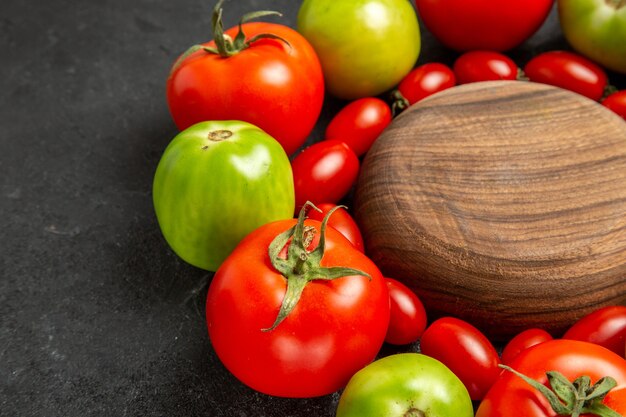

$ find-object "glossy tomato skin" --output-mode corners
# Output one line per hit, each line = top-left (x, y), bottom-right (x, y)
(297, 0), (421, 99)
(563, 306), (626, 356)
(397, 63), (456, 105)
(384, 278), (427, 345)
(336, 353), (474, 417)
(603, 91), (626, 120)
(206, 219), (390, 398)
(325, 98), (392, 157)
(153, 120), (294, 271)
(454, 51), (519, 84)
(167, 22), (324, 156)
(306, 203), (364, 252)
(524, 50), (608, 101)
(476, 340), (626, 417)
(414, 0), (553, 51)
(291, 140), (360, 211)
(420, 317), (501, 400)
(501, 328), (553, 366)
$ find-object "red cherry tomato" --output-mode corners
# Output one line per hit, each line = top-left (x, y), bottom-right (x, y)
(291, 140), (360, 211)
(524, 50), (608, 101)
(384, 278), (427, 345)
(453, 51), (519, 84)
(325, 98), (392, 157)
(563, 306), (626, 356)
(397, 63), (456, 105)
(306, 203), (365, 252)
(500, 328), (553, 366)
(602, 90), (626, 120)
(419, 317), (501, 400)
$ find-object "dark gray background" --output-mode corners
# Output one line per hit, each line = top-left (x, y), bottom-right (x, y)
(2, 0), (625, 416)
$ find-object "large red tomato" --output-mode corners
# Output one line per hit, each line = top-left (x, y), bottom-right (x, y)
(166, 2), (324, 156)
(414, 0), (554, 51)
(205, 205), (390, 398)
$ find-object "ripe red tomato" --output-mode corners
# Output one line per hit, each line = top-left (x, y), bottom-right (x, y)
(414, 0), (553, 51)
(563, 306), (626, 357)
(453, 51), (519, 84)
(306, 203), (364, 252)
(291, 140), (360, 211)
(500, 328), (553, 366)
(206, 208), (390, 397)
(166, 5), (324, 156)
(524, 50), (608, 101)
(603, 90), (626, 120)
(324, 98), (392, 157)
(419, 317), (501, 400)
(396, 63), (456, 106)
(384, 278), (427, 345)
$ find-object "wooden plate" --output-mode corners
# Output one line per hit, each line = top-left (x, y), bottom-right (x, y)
(354, 81), (626, 340)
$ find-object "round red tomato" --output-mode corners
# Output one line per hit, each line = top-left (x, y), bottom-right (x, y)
(384, 278), (427, 345)
(291, 140), (360, 211)
(414, 0), (553, 51)
(206, 207), (390, 397)
(453, 51), (519, 84)
(524, 50), (608, 101)
(603, 90), (626, 120)
(501, 328), (553, 366)
(166, 4), (324, 156)
(563, 306), (626, 357)
(396, 62), (456, 107)
(306, 203), (364, 252)
(324, 98), (392, 157)
(419, 317), (501, 400)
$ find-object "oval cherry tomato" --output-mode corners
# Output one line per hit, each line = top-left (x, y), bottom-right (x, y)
(324, 98), (392, 157)
(384, 278), (427, 345)
(397, 63), (456, 105)
(563, 306), (626, 356)
(306, 203), (364, 252)
(602, 90), (626, 120)
(419, 317), (501, 400)
(500, 328), (553, 366)
(524, 50), (608, 101)
(291, 140), (360, 211)
(453, 51), (519, 84)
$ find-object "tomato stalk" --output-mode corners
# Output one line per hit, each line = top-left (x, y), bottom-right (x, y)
(263, 202), (371, 331)
(389, 89), (410, 117)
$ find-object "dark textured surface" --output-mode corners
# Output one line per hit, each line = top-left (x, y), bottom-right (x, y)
(1, 1), (624, 416)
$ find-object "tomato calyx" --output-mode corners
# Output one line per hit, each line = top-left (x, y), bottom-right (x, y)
(389, 89), (410, 117)
(263, 202), (371, 331)
(499, 364), (622, 417)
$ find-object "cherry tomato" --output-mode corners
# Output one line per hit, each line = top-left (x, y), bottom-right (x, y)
(397, 63), (456, 105)
(453, 51), (519, 84)
(419, 317), (501, 400)
(602, 90), (626, 120)
(384, 278), (427, 345)
(500, 328), (553, 366)
(291, 140), (360, 211)
(563, 306), (626, 356)
(306, 203), (364, 252)
(524, 50), (609, 101)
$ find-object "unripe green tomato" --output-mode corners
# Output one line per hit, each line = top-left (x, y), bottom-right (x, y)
(153, 120), (295, 271)
(297, 0), (421, 100)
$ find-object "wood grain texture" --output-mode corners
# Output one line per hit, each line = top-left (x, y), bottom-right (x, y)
(354, 81), (626, 340)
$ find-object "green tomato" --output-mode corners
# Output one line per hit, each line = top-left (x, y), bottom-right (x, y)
(336, 353), (474, 417)
(297, 0), (421, 100)
(152, 120), (295, 271)
(558, 0), (626, 74)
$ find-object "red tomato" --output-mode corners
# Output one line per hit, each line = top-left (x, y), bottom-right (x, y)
(453, 51), (519, 84)
(414, 0), (553, 51)
(602, 90), (626, 120)
(206, 210), (390, 397)
(384, 278), (427, 345)
(397, 63), (456, 105)
(166, 6), (324, 156)
(306, 203), (364, 252)
(419, 317), (501, 400)
(476, 340), (626, 417)
(563, 306), (626, 357)
(324, 98), (392, 157)
(501, 328), (553, 366)
(291, 140), (360, 211)
(524, 50), (608, 101)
